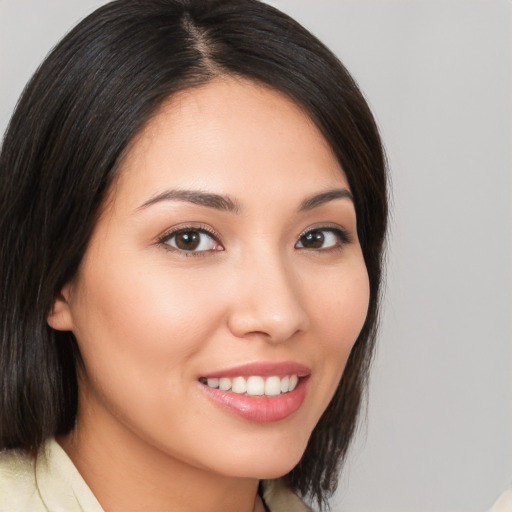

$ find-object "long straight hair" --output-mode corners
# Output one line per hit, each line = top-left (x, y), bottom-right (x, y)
(0, 0), (387, 507)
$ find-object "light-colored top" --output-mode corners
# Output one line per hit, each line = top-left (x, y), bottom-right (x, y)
(0, 439), (310, 512)
(489, 486), (512, 512)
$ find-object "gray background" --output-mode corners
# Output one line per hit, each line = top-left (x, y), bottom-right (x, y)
(1, 1), (511, 511)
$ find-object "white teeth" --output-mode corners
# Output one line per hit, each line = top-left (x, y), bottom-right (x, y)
(232, 376), (247, 394)
(207, 378), (219, 389)
(219, 378), (232, 391)
(280, 376), (290, 394)
(246, 376), (265, 396)
(264, 376), (281, 396)
(203, 375), (300, 396)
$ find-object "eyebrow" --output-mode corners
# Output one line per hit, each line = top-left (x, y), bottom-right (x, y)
(137, 187), (353, 214)
(137, 189), (242, 213)
(299, 188), (354, 211)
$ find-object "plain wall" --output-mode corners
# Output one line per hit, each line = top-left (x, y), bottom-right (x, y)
(1, 1), (511, 511)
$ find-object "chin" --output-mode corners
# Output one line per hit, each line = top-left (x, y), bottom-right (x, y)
(210, 436), (308, 480)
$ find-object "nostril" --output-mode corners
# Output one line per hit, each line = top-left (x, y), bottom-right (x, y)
(226, 301), (308, 343)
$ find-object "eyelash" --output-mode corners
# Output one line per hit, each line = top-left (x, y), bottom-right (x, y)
(296, 225), (352, 251)
(156, 224), (352, 257)
(156, 224), (223, 257)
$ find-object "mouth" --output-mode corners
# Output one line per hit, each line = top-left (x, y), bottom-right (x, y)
(199, 374), (300, 397)
(198, 362), (310, 423)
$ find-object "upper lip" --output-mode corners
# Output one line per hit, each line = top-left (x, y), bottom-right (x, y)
(200, 361), (311, 379)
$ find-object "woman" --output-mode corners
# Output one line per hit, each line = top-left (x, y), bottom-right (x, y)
(0, 1), (387, 510)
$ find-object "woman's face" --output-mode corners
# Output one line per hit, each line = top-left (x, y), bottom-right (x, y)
(56, 78), (369, 479)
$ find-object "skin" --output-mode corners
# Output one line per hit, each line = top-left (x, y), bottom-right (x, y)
(49, 77), (370, 512)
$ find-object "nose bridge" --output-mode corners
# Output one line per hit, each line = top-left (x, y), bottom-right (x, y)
(227, 242), (308, 342)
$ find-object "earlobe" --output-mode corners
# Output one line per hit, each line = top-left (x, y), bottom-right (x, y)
(47, 284), (75, 332)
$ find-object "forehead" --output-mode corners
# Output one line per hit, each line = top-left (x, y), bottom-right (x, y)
(112, 77), (348, 210)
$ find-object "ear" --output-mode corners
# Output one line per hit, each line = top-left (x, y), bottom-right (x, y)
(47, 283), (75, 331)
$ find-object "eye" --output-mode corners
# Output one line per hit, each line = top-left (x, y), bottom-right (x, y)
(295, 227), (350, 250)
(160, 228), (223, 253)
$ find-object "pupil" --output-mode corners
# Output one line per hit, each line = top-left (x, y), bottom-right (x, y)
(302, 231), (324, 249)
(176, 231), (200, 250)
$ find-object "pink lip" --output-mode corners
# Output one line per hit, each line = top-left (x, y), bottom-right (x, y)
(198, 361), (310, 423)
(200, 378), (309, 423)
(200, 361), (311, 379)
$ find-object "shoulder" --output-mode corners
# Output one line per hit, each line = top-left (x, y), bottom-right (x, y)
(0, 439), (104, 512)
(0, 447), (46, 511)
(261, 478), (313, 512)
(488, 485), (512, 512)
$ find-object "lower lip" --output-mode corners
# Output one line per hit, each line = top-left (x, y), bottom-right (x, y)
(200, 377), (308, 423)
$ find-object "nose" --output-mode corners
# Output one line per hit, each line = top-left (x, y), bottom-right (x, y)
(226, 249), (309, 343)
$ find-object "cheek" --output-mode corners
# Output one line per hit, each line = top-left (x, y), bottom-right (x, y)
(76, 256), (217, 338)
(68, 259), (231, 458)
(308, 259), (370, 398)
(69, 258), (226, 401)
(313, 259), (370, 348)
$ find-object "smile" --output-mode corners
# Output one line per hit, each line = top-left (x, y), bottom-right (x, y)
(199, 375), (299, 397)
(198, 362), (310, 423)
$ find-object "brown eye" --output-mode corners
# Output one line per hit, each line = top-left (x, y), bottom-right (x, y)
(298, 231), (325, 249)
(175, 231), (200, 250)
(295, 228), (348, 250)
(164, 229), (219, 252)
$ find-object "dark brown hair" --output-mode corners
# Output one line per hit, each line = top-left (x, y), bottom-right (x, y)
(0, 0), (387, 508)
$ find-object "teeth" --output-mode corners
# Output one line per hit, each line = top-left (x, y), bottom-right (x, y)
(247, 376), (264, 396)
(207, 378), (219, 389)
(202, 375), (300, 396)
(219, 378), (231, 391)
(280, 376), (289, 394)
(232, 376), (247, 394)
(264, 376), (281, 396)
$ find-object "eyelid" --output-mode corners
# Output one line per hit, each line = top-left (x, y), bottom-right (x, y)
(297, 223), (352, 243)
(295, 224), (352, 251)
(153, 222), (352, 255)
(154, 223), (223, 254)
